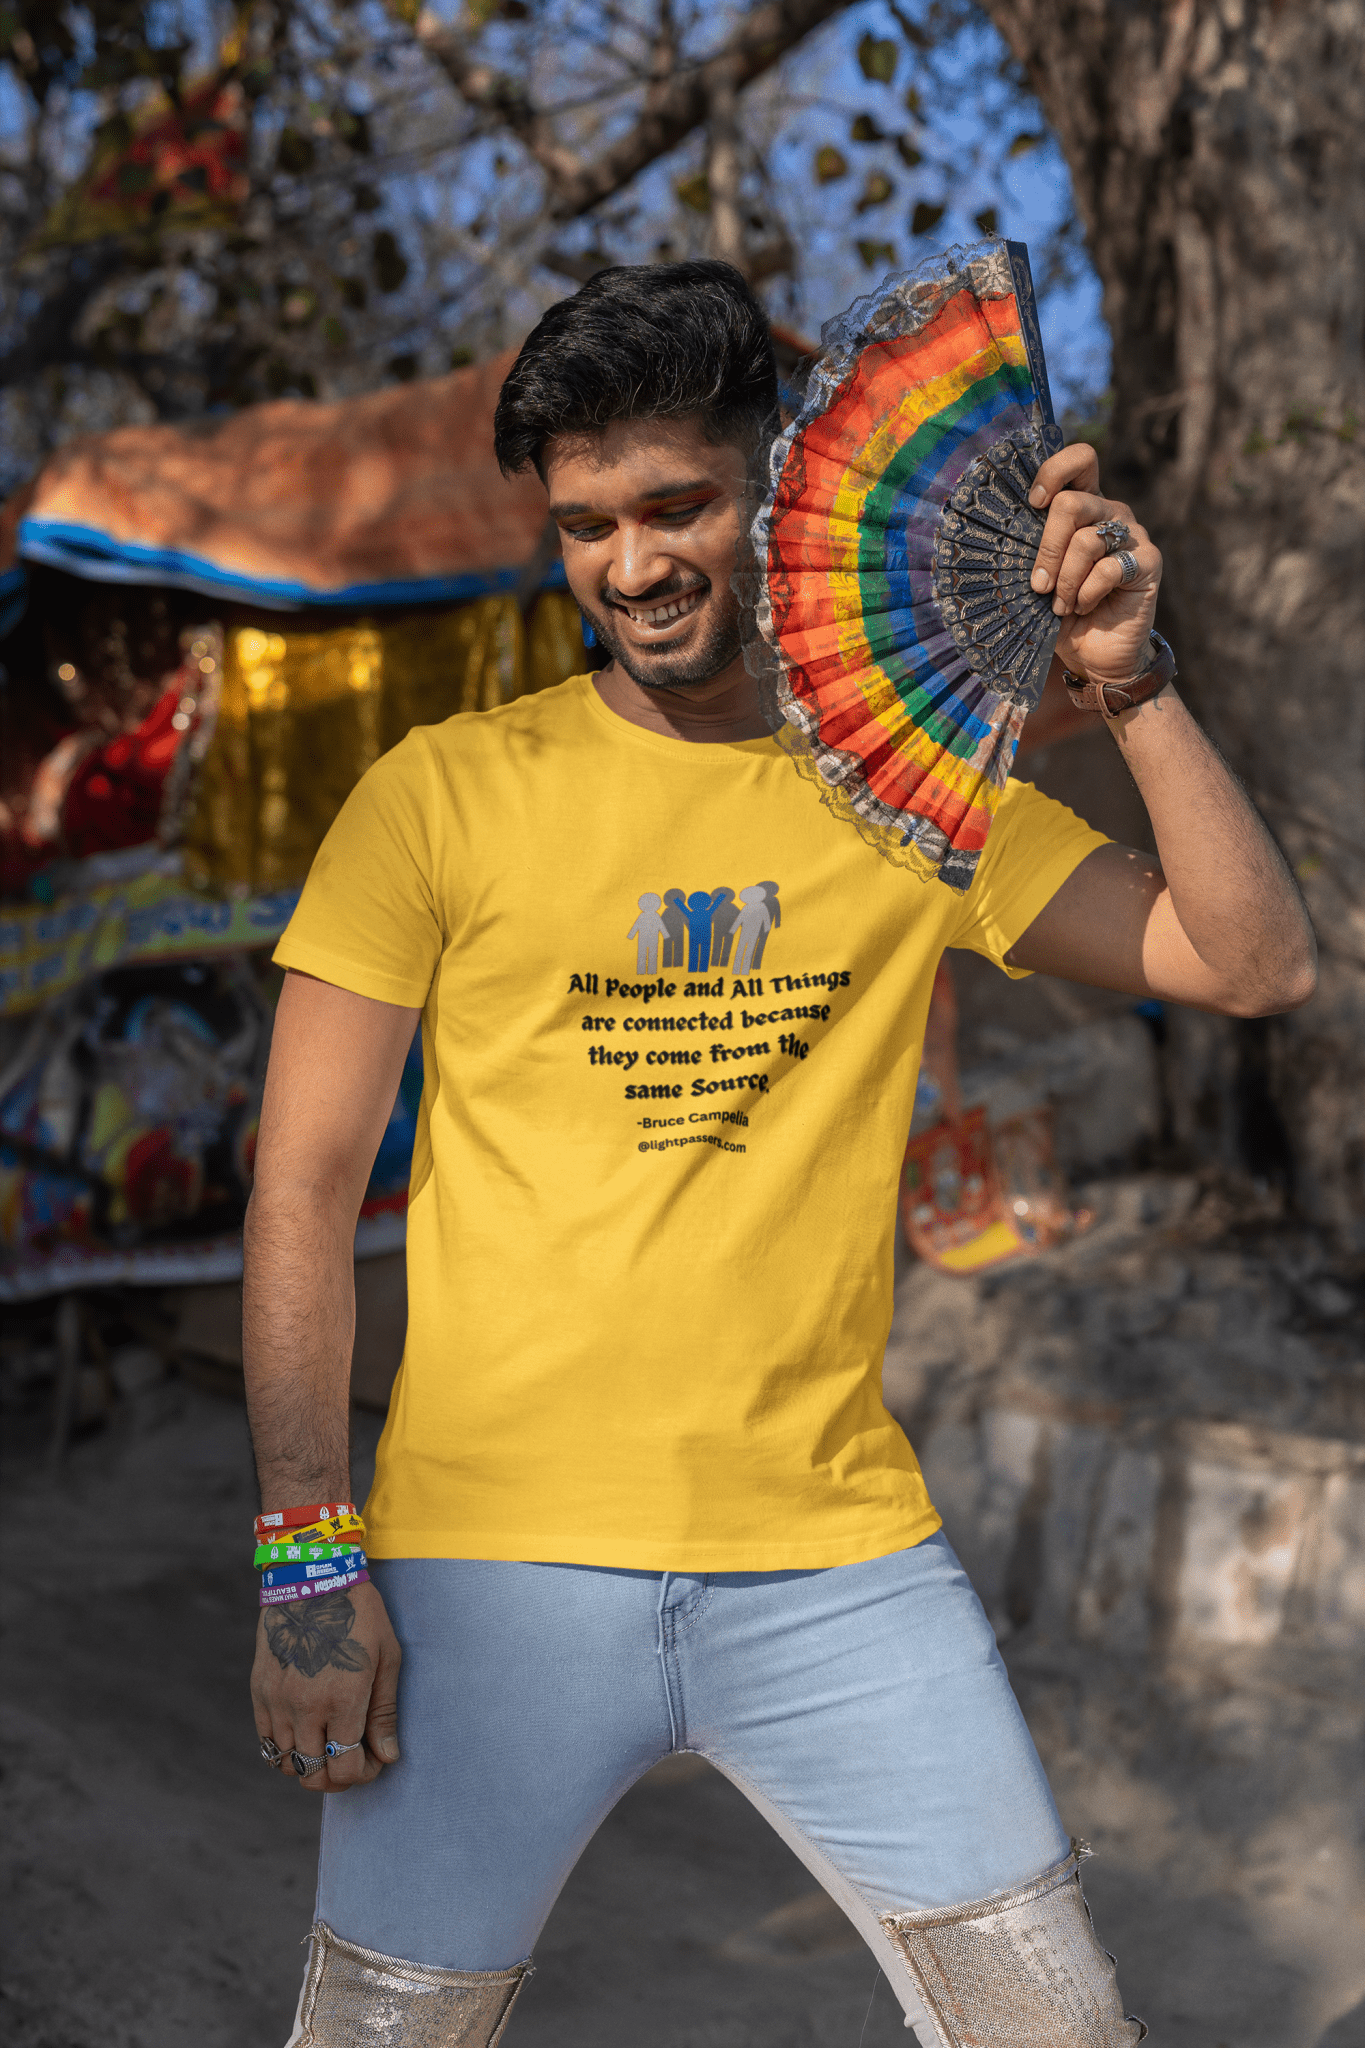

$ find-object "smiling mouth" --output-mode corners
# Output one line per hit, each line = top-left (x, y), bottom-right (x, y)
(612, 585), (707, 630)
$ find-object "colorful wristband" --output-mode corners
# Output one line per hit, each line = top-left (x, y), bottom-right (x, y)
(254, 1540), (365, 1569)
(260, 1568), (369, 1607)
(272, 1516), (367, 1547)
(255, 1503), (358, 1536)
(260, 1551), (367, 1588)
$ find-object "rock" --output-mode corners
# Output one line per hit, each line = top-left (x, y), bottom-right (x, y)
(108, 1345), (166, 1398)
(959, 1016), (1161, 1176)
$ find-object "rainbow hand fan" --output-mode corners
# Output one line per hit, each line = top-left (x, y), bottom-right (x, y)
(749, 239), (1064, 891)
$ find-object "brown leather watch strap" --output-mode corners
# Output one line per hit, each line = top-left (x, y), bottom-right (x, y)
(1063, 630), (1178, 718)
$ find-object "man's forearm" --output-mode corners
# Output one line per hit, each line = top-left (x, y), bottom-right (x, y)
(1109, 684), (1317, 1013)
(243, 1185), (357, 1510)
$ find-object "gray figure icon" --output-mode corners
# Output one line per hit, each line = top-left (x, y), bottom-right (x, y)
(751, 881), (781, 968)
(627, 892), (670, 975)
(660, 889), (688, 970)
(709, 888), (739, 969)
(731, 884), (776, 975)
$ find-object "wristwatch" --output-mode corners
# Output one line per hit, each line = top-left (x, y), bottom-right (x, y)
(1062, 630), (1178, 718)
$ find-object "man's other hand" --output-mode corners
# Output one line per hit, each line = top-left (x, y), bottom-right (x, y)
(251, 1579), (401, 1793)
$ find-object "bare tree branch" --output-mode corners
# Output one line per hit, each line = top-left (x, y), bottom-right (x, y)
(416, 0), (852, 221)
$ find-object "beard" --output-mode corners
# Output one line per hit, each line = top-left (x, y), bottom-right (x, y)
(584, 579), (745, 693)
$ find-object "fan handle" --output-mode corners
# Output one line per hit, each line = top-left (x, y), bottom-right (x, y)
(1004, 240), (1064, 459)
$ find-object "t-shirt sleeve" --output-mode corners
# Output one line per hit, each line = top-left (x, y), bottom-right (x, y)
(273, 729), (445, 1008)
(948, 777), (1110, 979)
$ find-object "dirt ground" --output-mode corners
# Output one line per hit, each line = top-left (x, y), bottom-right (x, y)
(3, 1202), (1363, 2048)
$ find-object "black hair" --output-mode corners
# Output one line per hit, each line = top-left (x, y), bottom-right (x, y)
(493, 260), (780, 479)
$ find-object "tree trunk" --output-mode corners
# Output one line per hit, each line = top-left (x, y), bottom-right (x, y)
(982, 0), (1365, 1240)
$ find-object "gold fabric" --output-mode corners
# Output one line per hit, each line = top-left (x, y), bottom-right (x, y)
(290, 1921), (530, 2048)
(184, 591), (583, 894)
(879, 1842), (1146, 2048)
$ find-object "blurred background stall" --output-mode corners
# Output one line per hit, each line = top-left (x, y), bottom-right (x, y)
(0, 4), (1360, 2046)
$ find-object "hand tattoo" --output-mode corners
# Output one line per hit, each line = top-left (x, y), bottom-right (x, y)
(265, 1593), (371, 1679)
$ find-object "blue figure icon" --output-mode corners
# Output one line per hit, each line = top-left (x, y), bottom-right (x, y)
(680, 890), (726, 972)
(627, 892), (669, 975)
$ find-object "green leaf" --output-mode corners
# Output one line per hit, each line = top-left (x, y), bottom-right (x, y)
(850, 113), (885, 143)
(895, 136), (922, 168)
(855, 238), (897, 271)
(1007, 131), (1046, 157)
(973, 207), (998, 236)
(910, 201), (945, 236)
(337, 110), (371, 155)
(903, 86), (923, 118)
(323, 316), (348, 349)
(857, 34), (897, 83)
(450, 346), (475, 368)
(372, 228), (409, 293)
(814, 145), (848, 184)
(280, 288), (317, 327)
(674, 171), (711, 214)
(855, 172), (896, 213)
(276, 128), (316, 175)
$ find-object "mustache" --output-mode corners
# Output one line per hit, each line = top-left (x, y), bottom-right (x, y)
(602, 574), (710, 608)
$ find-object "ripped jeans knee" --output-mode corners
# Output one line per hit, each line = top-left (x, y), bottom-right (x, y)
(879, 1841), (1146, 2048)
(285, 1922), (532, 2048)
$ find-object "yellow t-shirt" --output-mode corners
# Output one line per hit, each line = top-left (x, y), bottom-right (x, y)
(275, 673), (1106, 1569)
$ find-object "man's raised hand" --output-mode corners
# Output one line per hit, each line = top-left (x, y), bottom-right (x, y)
(1027, 443), (1163, 688)
(251, 1579), (401, 1793)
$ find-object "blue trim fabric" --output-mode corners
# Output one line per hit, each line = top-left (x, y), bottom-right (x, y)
(17, 519), (568, 611)
(0, 563), (26, 639)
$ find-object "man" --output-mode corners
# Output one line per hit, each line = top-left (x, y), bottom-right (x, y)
(246, 260), (1316, 2047)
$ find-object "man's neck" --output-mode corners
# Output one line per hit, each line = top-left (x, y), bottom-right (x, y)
(591, 654), (772, 743)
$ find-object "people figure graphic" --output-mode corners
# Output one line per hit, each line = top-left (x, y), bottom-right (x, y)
(660, 889), (688, 970)
(680, 889), (726, 972)
(731, 884), (775, 975)
(751, 881), (781, 968)
(709, 888), (739, 969)
(637, 881), (781, 975)
(626, 892), (670, 976)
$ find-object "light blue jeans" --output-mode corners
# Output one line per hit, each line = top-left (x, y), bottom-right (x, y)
(314, 1532), (1071, 2029)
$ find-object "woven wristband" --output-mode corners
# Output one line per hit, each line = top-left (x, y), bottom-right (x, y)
(260, 1551), (367, 1589)
(260, 1568), (369, 1608)
(255, 1502), (358, 1536)
(254, 1539), (365, 1569)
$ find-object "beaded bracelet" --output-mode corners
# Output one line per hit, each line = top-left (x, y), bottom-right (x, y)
(254, 1539), (365, 1569)
(260, 1569), (369, 1607)
(255, 1502), (359, 1536)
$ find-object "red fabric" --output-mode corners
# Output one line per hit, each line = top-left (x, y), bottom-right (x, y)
(60, 679), (184, 858)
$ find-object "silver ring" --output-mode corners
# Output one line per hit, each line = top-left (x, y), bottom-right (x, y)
(1116, 550), (1139, 584)
(291, 1749), (327, 1776)
(325, 1739), (364, 1760)
(1095, 518), (1133, 556)
(260, 1736), (285, 1768)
